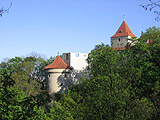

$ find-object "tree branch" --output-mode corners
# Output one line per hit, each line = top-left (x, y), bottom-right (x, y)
(0, 2), (12, 17)
(140, 0), (160, 21)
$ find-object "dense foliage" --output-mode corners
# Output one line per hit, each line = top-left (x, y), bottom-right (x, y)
(0, 54), (55, 95)
(53, 26), (160, 120)
(0, 54), (55, 119)
(0, 26), (160, 119)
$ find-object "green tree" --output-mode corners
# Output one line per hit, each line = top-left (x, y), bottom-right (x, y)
(141, 26), (160, 40)
(0, 68), (49, 119)
(128, 26), (160, 119)
(83, 44), (153, 120)
(55, 43), (154, 120)
(0, 54), (55, 96)
(48, 101), (74, 120)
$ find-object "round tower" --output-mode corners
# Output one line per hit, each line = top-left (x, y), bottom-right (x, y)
(44, 56), (72, 95)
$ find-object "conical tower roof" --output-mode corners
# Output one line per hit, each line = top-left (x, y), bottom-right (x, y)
(111, 21), (136, 38)
(44, 56), (71, 69)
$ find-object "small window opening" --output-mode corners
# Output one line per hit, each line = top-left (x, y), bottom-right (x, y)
(64, 74), (67, 78)
(119, 30), (122, 33)
(75, 53), (79, 57)
(119, 38), (120, 42)
(48, 74), (50, 77)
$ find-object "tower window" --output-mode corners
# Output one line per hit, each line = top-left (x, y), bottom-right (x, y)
(66, 54), (69, 60)
(64, 74), (67, 78)
(75, 53), (79, 57)
(119, 30), (122, 33)
(119, 38), (121, 42)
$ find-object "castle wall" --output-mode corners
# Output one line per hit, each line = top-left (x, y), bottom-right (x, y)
(111, 36), (128, 47)
(111, 36), (133, 48)
(45, 69), (71, 94)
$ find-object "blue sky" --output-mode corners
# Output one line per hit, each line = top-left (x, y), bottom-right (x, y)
(0, 0), (159, 62)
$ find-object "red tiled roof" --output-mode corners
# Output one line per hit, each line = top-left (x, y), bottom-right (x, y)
(111, 21), (137, 38)
(112, 47), (126, 51)
(44, 56), (71, 69)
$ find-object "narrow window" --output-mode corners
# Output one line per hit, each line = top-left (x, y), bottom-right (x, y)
(119, 38), (120, 42)
(66, 54), (69, 60)
(64, 74), (67, 78)
(48, 74), (50, 77)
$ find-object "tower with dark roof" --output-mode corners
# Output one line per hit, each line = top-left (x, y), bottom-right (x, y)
(111, 20), (137, 48)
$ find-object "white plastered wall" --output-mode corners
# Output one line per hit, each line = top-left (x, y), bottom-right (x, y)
(62, 53), (88, 72)
(45, 69), (71, 94)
